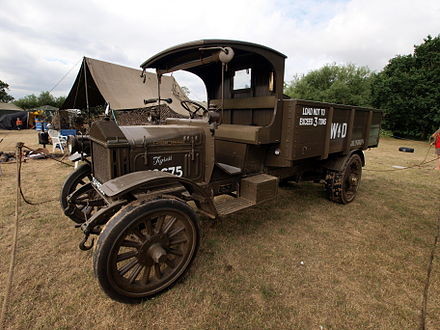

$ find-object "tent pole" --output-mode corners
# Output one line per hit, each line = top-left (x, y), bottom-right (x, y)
(83, 58), (90, 127)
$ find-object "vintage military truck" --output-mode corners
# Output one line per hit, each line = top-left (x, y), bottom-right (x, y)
(60, 40), (382, 303)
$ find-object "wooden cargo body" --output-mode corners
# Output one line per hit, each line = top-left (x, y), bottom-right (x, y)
(279, 99), (382, 162)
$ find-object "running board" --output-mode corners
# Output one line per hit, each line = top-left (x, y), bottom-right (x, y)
(214, 174), (278, 217)
(215, 197), (255, 216)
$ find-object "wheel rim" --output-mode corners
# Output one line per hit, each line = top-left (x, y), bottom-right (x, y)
(343, 158), (362, 201)
(108, 208), (197, 298)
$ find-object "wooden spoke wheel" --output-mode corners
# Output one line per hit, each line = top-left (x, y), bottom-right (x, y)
(93, 199), (199, 303)
(60, 163), (104, 223)
(325, 154), (363, 204)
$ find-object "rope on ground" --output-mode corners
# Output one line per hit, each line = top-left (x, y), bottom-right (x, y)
(17, 150), (58, 206)
(18, 144), (73, 205)
(22, 145), (74, 167)
(0, 143), (22, 329)
(364, 144), (437, 172)
(419, 213), (440, 330)
(0, 138), (3, 177)
(0, 142), (70, 328)
(0, 145), (74, 167)
(364, 157), (437, 172)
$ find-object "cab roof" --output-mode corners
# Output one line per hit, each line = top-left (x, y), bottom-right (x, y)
(141, 39), (287, 71)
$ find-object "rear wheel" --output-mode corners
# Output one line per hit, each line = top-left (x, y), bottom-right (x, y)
(325, 154), (362, 204)
(93, 199), (199, 303)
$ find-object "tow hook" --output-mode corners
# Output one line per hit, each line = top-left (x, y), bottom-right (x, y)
(79, 232), (95, 251)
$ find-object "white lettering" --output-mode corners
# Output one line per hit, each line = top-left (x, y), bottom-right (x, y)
(299, 117), (328, 127)
(152, 155), (173, 166)
(302, 107), (326, 116)
(299, 118), (314, 126)
(330, 122), (348, 139)
(153, 166), (183, 177)
(341, 123), (347, 138)
(331, 123), (339, 139)
(350, 139), (364, 147)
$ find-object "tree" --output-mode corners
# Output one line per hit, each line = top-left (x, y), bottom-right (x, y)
(284, 64), (375, 107)
(13, 94), (39, 109)
(13, 91), (66, 109)
(371, 35), (440, 139)
(0, 80), (14, 102)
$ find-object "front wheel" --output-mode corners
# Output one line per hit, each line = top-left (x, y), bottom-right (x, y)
(93, 199), (200, 303)
(325, 154), (362, 204)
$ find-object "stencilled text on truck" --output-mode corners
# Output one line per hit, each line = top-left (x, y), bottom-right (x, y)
(330, 122), (348, 139)
(298, 107), (327, 127)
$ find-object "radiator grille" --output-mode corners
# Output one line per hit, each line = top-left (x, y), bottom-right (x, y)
(92, 142), (111, 183)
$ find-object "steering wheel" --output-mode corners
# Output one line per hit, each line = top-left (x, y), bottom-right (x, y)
(180, 100), (207, 119)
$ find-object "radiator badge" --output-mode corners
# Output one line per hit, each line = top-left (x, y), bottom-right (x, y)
(152, 155), (173, 166)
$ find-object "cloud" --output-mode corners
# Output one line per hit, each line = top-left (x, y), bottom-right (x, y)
(0, 0), (439, 100)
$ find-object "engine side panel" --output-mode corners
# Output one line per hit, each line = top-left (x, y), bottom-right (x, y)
(120, 125), (206, 182)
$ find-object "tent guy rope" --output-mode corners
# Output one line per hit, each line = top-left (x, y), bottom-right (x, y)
(0, 142), (71, 328)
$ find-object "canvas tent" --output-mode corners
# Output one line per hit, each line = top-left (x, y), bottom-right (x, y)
(30, 105), (59, 112)
(0, 102), (24, 117)
(0, 111), (28, 130)
(61, 57), (190, 116)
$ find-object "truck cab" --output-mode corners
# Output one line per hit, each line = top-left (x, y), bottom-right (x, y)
(141, 40), (287, 182)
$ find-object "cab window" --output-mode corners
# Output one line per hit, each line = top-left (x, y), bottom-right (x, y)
(233, 68), (252, 90)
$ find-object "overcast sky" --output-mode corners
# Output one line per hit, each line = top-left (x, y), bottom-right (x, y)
(1, 0), (439, 101)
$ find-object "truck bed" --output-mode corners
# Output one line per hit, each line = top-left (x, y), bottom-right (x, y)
(280, 99), (382, 161)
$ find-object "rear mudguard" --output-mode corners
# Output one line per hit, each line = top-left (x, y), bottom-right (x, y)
(95, 171), (217, 218)
(321, 150), (365, 172)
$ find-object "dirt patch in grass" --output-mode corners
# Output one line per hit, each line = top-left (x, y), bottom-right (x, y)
(0, 132), (439, 328)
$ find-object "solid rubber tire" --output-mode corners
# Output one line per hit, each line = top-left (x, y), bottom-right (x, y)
(93, 199), (200, 303)
(325, 154), (362, 204)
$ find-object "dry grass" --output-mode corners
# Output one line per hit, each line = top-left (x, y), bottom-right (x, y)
(0, 130), (439, 329)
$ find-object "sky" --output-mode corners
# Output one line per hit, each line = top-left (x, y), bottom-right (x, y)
(0, 0), (439, 101)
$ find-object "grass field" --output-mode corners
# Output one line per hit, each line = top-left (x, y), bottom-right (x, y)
(0, 129), (439, 329)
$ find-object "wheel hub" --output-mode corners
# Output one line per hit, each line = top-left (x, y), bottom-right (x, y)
(350, 175), (358, 186)
(148, 243), (167, 264)
(137, 235), (169, 266)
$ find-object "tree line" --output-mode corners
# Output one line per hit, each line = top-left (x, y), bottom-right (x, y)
(284, 35), (440, 139)
(0, 82), (66, 109)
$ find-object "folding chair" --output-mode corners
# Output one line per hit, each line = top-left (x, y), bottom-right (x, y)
(48, 129), (67, 153)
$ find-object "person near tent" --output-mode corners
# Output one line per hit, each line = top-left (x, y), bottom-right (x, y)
(431, 128), (440, 170)
(16, 117), (23, 130)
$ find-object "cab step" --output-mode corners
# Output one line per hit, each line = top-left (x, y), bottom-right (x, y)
(215, 197), (255, 216)
(214, 174), (278, 217)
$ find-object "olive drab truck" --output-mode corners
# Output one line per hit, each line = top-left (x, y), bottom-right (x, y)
(60, 40), (382, 303)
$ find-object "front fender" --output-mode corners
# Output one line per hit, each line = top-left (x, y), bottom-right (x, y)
(99, 171), (194, 197)
(97, 171), (217, 218)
